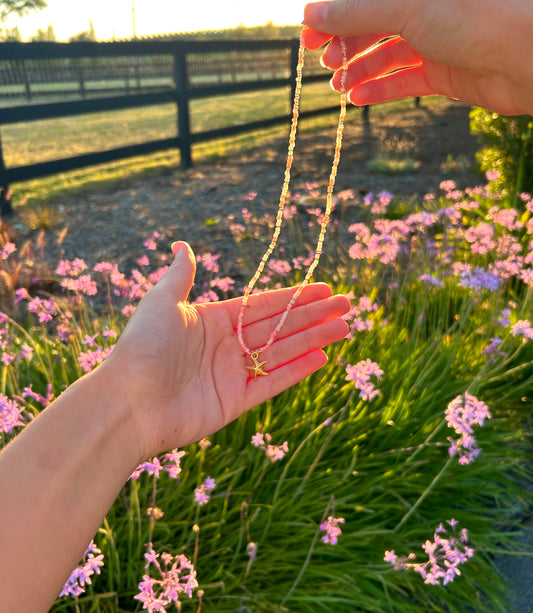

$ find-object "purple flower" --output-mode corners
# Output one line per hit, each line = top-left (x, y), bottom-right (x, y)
(320, 516), (345, 545)
(385, 520), (473, 586)
(130, 451), (186, 480)
(445, 393), (491, 465)
(194, 476), (217, 506)
(27, 296), (58, 323)
(0, 394), (25, 434)
(457, 266), (502, 291)
(60, 540), (104, 598)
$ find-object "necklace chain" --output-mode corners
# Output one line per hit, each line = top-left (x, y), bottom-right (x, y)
(237, 34), (348, 374)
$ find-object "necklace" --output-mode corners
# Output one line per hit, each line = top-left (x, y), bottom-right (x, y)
(237, 33), (348, 380)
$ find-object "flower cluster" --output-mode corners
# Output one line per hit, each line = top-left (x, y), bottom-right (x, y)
(130, 449), (186, 480)
(194, 476), (217, 506)
(60, 540), (104, 598)
(0, 393), (25, 435)
(345, 359), (383, 401)
(251, 431), (289, 462)
(445, 393), (492, 465)
(385, 519), (474, 586)
(135, 546), (198, 612)
(342, 293), (379, 338)
(320, 516), (345, 545)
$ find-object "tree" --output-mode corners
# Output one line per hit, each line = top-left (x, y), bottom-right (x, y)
(0, 0), (47, 20)
(68, 20), (97, 42)
(0, 24), (22, 40)
(29, 22), (55, 41)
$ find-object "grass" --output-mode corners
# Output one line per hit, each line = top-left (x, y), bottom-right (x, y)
(0, 174), (532, 612)
(3, 86), (434, 209)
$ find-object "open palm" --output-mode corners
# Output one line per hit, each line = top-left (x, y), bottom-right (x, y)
(106, 242), (350, 459)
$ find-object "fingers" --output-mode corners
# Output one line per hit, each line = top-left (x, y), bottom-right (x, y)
(347, 65), (437, 106)
(330, 37), (422, 92)
(263, 316), (348, 370)
(303, 0), (413, 38)
(241, 294), (350, 350)
(320, 33), (389, 69)
(301, 25), (333, 50)
(155, 241), (197, 302)
(243, 311), (349, 407)
(226, 283), (334, 326)
(245, 349), (329, 408)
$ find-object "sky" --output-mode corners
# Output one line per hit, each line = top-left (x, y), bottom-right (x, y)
(5, 0), (308, 41)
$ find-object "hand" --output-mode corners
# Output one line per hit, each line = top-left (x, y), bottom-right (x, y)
(104, 242), (350, 459)
(302, 0), (533, 116)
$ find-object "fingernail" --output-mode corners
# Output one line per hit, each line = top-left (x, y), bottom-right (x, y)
(304, 2), (329, 28)
(171, 241), (182, 257)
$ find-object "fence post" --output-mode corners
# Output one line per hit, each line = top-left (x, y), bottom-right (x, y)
(0, 132), (12, 216)
(174, 47), (192, 169)
(18, 59), (31, 101)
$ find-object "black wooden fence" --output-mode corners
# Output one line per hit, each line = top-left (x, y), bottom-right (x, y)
(0, 38), (349, 213)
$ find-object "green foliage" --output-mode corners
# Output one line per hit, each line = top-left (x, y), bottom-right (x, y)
(2, 178), (533, 612)
(470, 107), (533, 198)
(0, 0), (46, 20)
(29, 22), (56, 42)
(0, 24), (21, 40)
(68, 20), (97, 43)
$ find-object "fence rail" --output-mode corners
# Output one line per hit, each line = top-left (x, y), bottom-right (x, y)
(0, 38), (350, 213)
(0, 38), (418, 215)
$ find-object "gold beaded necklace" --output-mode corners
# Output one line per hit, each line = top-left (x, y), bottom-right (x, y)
(237, 33), (348, 380)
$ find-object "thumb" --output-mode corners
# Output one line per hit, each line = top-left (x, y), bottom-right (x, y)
(156, 241), (196, 302)
(303, 0), (410, 37)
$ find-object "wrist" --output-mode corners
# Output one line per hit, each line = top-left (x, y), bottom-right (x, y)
(72, 361), (145, 470)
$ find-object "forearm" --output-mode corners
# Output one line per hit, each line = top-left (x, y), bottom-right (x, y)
(0, 365), (141, 611)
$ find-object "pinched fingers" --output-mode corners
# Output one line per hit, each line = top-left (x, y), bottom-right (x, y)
(348, 64), (436, 106)
(330, 37), (422, 92)
(320, 33), (389, 69)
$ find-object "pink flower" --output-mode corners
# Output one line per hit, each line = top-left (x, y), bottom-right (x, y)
(345, 360), (383, 402)
(196, 252), (220, 273)
(27, 296), (58, 323)
(137, 255), (150, 266)
(194, 476), (216, 506)
(60, 540), (104, 598)
(0, 242), (16, 259)
(320, 516), (345, 545)
(445, 393), (491, 464)
(0, 394), (25, 434)
(511, 319), (533, 340)
(385, 520), (473, 586)
(143, 231), (160, 251)
(251, 432), (289, 462)
(135, 546), (198, 610)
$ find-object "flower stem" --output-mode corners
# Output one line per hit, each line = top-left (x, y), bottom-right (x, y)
(393, 454), (455, 533)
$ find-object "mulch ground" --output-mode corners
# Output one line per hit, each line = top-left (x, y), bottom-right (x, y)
(14, 97), (481, 274)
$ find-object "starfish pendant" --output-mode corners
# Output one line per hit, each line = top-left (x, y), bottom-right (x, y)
(246, 351), (268, 380)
